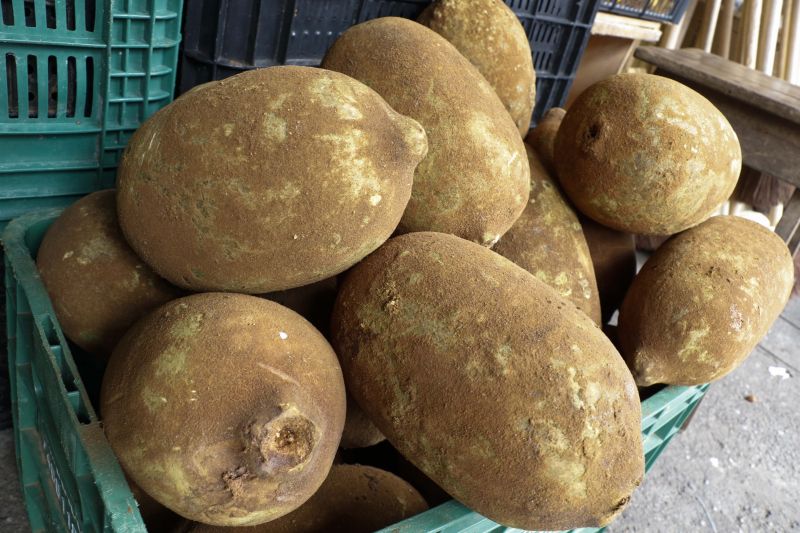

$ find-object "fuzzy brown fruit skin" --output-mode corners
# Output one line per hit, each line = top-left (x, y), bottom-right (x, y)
(331, 232), (643, 530)
(262, 277), (338, 336)
(101, 293), (346, 526)
(340, 394), (385, 449)
(322, 18), (530, 246)
(525, 107), (565, 173)
(555, 74), (741, 235)
(117, 66), (427, 293)
(418, 0), (536, 136)
(494, 145), (601, 324)
(127, 474), (188, 532)
(619, 216), (794, 386)
(186, 464), (427, 533)
(581, 217), (637, 323)
(36, 190), (181, 359)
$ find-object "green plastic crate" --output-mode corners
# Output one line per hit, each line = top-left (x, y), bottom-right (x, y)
(0, 0), (183, 225)
(2, 208), (710, 533)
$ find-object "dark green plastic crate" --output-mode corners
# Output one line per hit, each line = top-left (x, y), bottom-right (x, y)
(3, 209), (710, 533)
(0, 0), (183, 225)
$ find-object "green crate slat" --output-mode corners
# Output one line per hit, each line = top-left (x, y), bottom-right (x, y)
(2, 208), (712, 533)
(0, 0), (183, 225)
(4, 210), (146, 532)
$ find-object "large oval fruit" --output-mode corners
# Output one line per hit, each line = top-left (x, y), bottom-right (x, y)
(618, 215), (794, 385)
(117, 66), (427, 293)
(322, 18), (530, 246)
(186, 465), (427, 533)
(494, 145), (601, 323)
(331, 232), (643, 530)
(418, 0), (536, 135)
(101, 293), (346, 526)
(555, 74), (741, 235)
(36, 190), (181, 358)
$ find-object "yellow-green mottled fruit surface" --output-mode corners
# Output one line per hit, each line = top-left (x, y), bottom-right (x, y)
(117, 66), (427, 293)
(186, 465), (428, 533)
(331, 232), (643, 530)
(322, 18), (530, 246)
(36, 190), (181, 359)
(618, 215), (794, 386)
(494, 146), (601, 324)
(101, 293), (346, 526)
(418, 0), (536, 135)
(555, 74), (741, 235)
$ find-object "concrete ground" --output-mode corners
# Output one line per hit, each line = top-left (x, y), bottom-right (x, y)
(0, 428), (28, 531)
(0, 298), (797, 532)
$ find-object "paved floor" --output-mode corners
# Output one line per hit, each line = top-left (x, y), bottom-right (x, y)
(0, 298), (797, 532)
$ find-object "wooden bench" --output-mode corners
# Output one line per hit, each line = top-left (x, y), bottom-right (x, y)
(634, 46), (800, 255)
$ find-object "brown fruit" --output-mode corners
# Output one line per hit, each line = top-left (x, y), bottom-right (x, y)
(262, 277), (338, 336)
(555, 74), (741, 234)
(117, 66), (427, 293)
(340, 394), (385, 450)
(494, 145), (601, 323)
(322, 17), (530, 246)
(525, 107), (565, 174)
(619, 216), (794, 385)
(418, 0), (536, 135)
(127, 474), (188, 532)
(36, 190), (181, 359)
(580, 217), (637, 323)
(101, 293), (346, 526)
(331, 232), (643, 530)
(186, 465), (427, 533)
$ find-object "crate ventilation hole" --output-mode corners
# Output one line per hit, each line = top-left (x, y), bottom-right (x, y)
(4, 53), (94, 119)
(1, 0), (96, 31)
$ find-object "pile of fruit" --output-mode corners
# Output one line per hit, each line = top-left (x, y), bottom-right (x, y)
(34, 1), (794, 531)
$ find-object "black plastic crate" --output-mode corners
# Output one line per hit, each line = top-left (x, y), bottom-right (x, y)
(600, 0), (690, 23)
(178, 0), (601, 124)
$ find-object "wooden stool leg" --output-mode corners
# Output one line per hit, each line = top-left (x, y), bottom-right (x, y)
(714, 0), (737, 57)
(697, 0), (723, 51)
(775, 188), (800, 253)
(759, 0), (785, 74)
(742, 0), (765, 67)
(788, 0), (800, 83)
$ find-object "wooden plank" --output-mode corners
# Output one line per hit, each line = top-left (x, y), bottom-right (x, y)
(634, 47), (800, 125)
(566, 35), (639, 108)
(775, 188), (800, 243)
(592, 13), (662, 42)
